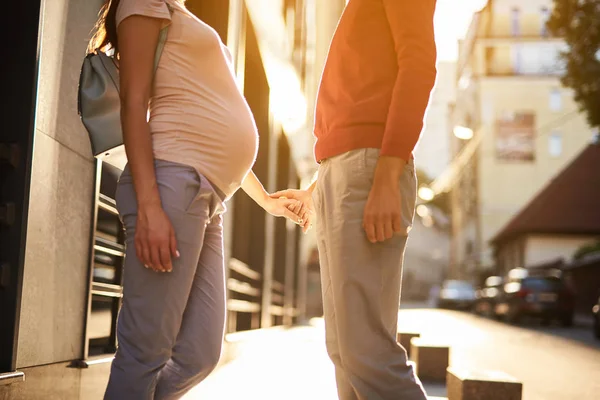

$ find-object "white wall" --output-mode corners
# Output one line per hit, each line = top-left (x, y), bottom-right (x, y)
(524, 234), (599, 266)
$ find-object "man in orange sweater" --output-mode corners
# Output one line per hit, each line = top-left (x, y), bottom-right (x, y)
(273, 1), (437, 398)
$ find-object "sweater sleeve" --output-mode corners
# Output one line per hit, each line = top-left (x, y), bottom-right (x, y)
(380, 0), (438, 161)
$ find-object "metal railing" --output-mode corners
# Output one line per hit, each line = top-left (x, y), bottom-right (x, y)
(226, 258), (298, 332)
(227, 258), (262, 332)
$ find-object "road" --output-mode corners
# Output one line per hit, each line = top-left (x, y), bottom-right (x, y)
(398, 304), (600, 400)
(186, 304), (600, 400)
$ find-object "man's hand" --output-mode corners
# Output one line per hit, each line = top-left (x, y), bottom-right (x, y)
(263, 197), (306, 224)
(270, 188), (314, 233)
(363, 156), (406, 243)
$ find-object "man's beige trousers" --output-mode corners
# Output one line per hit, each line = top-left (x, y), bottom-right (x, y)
(313, 149), (427, 400)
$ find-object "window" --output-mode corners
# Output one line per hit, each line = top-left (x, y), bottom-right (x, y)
(549, 88), (562, 111)
(549, 132), (562, 157)
(540, 7), (551, 37)
(511, 45), (522, 74)
(511, 7), (520, 37)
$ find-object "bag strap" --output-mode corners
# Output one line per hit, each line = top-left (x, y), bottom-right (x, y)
(153, 27), (168, 73)
(152, 3), (173, 73)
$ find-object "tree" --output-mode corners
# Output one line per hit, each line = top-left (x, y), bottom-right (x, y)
(574, 240), (600, 260)
(547, 0), (600, 128)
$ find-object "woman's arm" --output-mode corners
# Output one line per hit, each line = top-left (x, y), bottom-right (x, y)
(270, 171), (317, 233)
(241, 170), (305, 223)
(119, 16), (178, 272)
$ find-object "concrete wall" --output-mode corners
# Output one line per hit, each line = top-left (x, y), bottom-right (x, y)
(496, 234), (598, 272)
(525, 234), (599, 266)
(16, 0), (100, 368)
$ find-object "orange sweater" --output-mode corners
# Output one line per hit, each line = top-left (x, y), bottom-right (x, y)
(314, 0), (438, 163)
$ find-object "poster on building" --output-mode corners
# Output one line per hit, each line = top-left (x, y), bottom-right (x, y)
(495, 112), (536, 162)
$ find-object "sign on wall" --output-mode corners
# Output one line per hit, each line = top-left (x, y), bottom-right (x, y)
(495, 112), (536, 162)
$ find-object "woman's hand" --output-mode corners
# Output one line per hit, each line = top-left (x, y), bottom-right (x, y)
(135, 204), (179, 272)
(240, 170), (313, 228)
(263, 197), (306, 225)
(270, 189), (314, 233)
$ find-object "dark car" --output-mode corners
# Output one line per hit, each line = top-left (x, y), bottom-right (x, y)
(474, 275), (504, 317)
(437, 280), (476, 310)
(495, 269), (575, 326)
(593, 296), (600, 339)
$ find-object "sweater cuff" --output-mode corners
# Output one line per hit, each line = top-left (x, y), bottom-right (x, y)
(379, 144), (413, 162)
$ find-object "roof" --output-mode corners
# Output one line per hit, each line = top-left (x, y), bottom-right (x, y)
(491, 143), (600, 245)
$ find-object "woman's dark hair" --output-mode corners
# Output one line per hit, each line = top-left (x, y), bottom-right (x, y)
(87, 0), (183, 55)
(88, 0), (121, 54)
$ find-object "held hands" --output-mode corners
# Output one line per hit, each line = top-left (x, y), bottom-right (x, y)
(263, 195), (311, 229)
(269, 189), (314, 233)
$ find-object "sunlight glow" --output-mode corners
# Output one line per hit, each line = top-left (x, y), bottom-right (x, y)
(434, 0), (489, 61)
(416, 204), (431, 218)
(418, 186), (435, 202)
(268, 60), (308, 134)
(246, 0), (308, 135)
(453, 126), (474, 140)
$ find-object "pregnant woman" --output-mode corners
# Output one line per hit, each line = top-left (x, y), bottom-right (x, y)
(87, 0), (306, 398)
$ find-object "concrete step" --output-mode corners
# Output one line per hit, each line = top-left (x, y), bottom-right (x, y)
(397, 331), (420, 358)
(447, 367), (523, 400)
(410, 338), (450, 382)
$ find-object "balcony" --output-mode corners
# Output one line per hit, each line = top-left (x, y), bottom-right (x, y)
(484, 42), (566, 78)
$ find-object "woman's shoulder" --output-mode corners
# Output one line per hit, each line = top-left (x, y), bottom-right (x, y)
(116, 0), (172, 29)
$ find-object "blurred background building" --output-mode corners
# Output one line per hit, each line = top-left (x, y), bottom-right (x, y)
(415, 61), (457, 179)
(430, 0), (598, 282)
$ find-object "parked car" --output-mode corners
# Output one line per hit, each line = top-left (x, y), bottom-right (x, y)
(474, 275), (504, 317)
(495, 268), (575, 326)
(437, 280), (476, 310)
(593, 296), (600, 339)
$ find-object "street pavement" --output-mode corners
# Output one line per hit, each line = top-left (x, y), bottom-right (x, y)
(186, 303), (600, 400)
(397, 304), (600, 400)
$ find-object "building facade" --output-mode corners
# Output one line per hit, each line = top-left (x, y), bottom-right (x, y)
(414, 61), (457, 180)
(491, 143), (600, 274)
(434, 0), (596, 280)
(0, 0), (343, 397)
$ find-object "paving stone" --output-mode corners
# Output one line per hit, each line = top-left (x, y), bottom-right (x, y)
(397, 332), (420, 357)
(410, 338), (450, 382)
(447, 367), (523, 400)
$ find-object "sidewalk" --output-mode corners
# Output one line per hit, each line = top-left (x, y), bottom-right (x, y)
(185, 320), (338, 399)
(184, 319), (446, 400)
